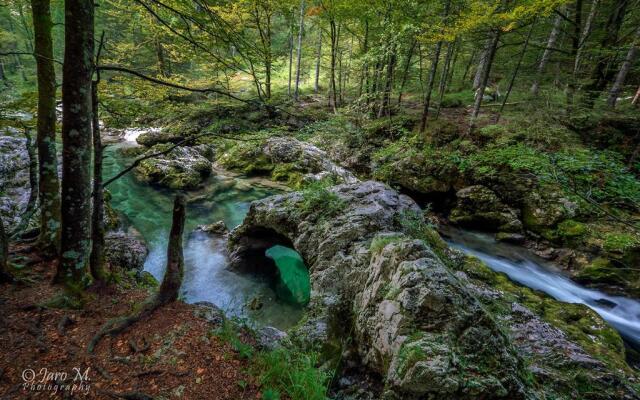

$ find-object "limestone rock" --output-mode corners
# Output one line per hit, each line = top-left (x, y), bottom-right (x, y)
(449, 185), (522, 233)
(105, 230), (148, 271)
(135, 144), (214, 190)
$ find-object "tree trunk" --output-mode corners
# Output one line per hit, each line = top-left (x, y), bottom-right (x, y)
(358, 20), (369, 98)
(288, 29), (293, 97)
(473, 39), (490, 90)
(294, 0), (305, 100)
(314, 27), (321, 94)
(633, 86), (640, 106)
(90, 81), (107, 283)
(56, 0), (94, 291)
(157, 195), (185, 304)
(378, 43), (397, 118)
(582, 0), (629, 107)
(419, 42), (443, 132)
(566, 0), (583, 106)
(397, 37), (417, 106)
(31, 0), (61, 256)
(470, 28), (500, 124)
(461, 48), (477, 83)
(435, 40), (454, 119)
(607, 26), (640, 107)
(155, 38), (169, 77)
(497, 20), (536, 122)
(0, 216), (11, 282)
(530, 12), (562, 96)
(574, 0), (599, 74)
(328, 18), (338, 112)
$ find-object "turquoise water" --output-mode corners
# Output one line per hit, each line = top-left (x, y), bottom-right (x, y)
(266, 245), (311, 306)
(102, 142), (305, 330)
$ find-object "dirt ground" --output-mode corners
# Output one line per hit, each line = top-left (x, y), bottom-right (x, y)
(0, 249), (261, 399)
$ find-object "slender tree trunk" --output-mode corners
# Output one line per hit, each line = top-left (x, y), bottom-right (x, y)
(445, 38), (459, 90)
(90, 80), (106, 283)
(473, 39), (490, 90)
(497, 20), (536, 122)
(435, 40), (454, 119)
(314, 27), (321, 95)
(633, 86), (640, 106)
(530, 12), (562, 96)
(157, 195), (185, 304)
(566, 0), (583, 106)
(574, 0), (599, 74)
(607, 26), (640, 107)
(31, 0), (61, 256)
(329, 18), (338, 112)
(582, 0), (629, 107)
(294, 0), (305, 100)
(378, 44), (397, 118)
(419, 42), (443, 132)
(358, 20), (369, 98)
(288, 29), (293, 96)
(155, 38), (169, 77)
(470, 29), (500, 125)
(397, 37), (417, 106)
(56, 0), (94, 291)
(0, 217), (11, 282)
(265, 16), (272, 99)
(461, 48), (477, 83)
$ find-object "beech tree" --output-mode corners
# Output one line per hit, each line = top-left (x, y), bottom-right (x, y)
(31, 0), (61, 256)
(55, 0), (94, 291)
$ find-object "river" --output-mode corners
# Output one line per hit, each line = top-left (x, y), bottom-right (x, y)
(103, 135), (304, 330)
(443, 227), (640, 351)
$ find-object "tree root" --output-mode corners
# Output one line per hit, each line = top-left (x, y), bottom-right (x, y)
(87, 298), (160, 354)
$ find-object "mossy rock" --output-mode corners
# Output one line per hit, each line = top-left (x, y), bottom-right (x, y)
(271, 163), (304, 188)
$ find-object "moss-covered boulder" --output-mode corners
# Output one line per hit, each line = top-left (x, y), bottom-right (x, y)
(135, 143), (214, 190)
(449, 185), (522, 233)
(228, 181), (638, 399)
(522, 188), (578, 233)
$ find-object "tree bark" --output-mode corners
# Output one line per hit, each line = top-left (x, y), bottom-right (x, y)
(157, 195), (185, 304)
(377, 43), (397, 118)
(419, 42), (443, 132)
(574, 0), (599, 74)
(607, 26), (640, 107)
(294, 0), (305, 100)
(435, 40), (454, 119)
(582, 0), (629, 107)
(0, 216), (11, 282)
(633, 86), (640, 106)
(328, 18), (339, 112)
(566, 0), (583, 106)
(155, 38), (169, 77)
(397, 37), (417, 106)
(473, 39), (490, 90)
(314, 27), (321, 94)
(90, 80), (107, 283)
(56, 0), (94, 291)
(497, 20), (536, 122)
(530, 12), (562, 96)
(287, 29), (293, 96)
(31, 0), (61, 256)
(470, 28), (500, 125)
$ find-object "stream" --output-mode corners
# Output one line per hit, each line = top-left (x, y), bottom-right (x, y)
(103, 135), (304, 330)
(443, 227), (640, 350)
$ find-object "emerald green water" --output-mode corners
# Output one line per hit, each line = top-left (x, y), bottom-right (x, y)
(103, 141), (305, 330)
(266, 245), (311, 306)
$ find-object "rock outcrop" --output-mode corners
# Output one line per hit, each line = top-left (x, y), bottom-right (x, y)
(0, 133), (30, 226)
(105, 230), (149, 271)
(228, 181), (637, 399)
(449, 185), (522, 233)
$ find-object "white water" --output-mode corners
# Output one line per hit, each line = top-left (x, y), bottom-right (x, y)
(446, 229), (640, 349)
(123, 127), (161, 143)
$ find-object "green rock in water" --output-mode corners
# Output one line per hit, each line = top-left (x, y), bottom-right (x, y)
(265, 245), (310, 305)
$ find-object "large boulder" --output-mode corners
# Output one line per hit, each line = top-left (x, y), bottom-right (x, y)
(449, 185), (522, 233)
(0, 133), (31, 226)
(228, 181), (637, 399)
(263, 136), (358, 184)
(135, 143), (214, 189)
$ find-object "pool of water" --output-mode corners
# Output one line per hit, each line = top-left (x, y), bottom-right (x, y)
(443, 227), (640, 350)
(102, 141), (304, 330)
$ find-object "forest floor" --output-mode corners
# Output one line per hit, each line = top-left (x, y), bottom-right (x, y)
(0, 246), (261, 400)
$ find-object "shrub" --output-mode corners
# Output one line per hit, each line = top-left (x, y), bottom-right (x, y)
(296, 179), (346, 219)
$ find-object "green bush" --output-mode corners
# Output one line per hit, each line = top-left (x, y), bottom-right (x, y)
(296, 179), (346, 219)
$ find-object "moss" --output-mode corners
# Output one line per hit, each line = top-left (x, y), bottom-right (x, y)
(557, 219), (587, 238)
(602, 232), (640, 254)
(271, 163), (304, 188)
(575, 257), (627, 286)
(454, 256), (630, 373)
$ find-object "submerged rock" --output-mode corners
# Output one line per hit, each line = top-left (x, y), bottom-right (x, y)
(195, 220), (229, 235)
(228, 181), (638, 399)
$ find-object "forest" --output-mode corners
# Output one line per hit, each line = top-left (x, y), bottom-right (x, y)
(0, 0), (640, 398)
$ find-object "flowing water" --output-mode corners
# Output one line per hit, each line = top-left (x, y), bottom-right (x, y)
(102, 139), (304, 330)
(443, 227), (640, 350)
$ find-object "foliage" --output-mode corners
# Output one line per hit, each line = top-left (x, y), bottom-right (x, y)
(252, 347), (330, 400)
(295, 178), (346, 219)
